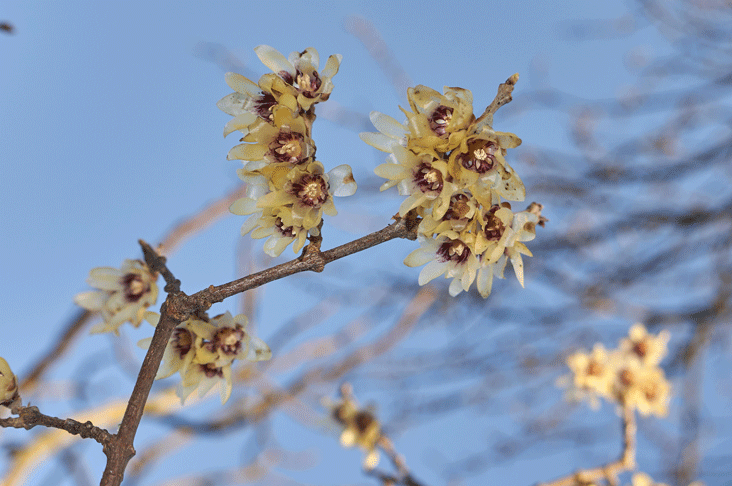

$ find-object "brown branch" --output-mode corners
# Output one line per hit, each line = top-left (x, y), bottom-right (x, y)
(98, 217), (419, 485)
(186, 215), (418, 307)
(538, 404), (636, 486)
(0, 405), (112, 446)
(476, 73), (520, 128)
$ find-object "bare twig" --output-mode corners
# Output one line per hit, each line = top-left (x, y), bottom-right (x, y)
(0, 405), (112, 446)
(539, 404), (636, 486)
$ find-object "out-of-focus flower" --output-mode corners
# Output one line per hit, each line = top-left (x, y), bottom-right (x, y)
(564, 344), (617, 409)
(325, 386), (382, 470)
(560, 324), (672, 416)
(139, 312), (270, 405)
(614, 359), (671, 417)
(631, 472), (670, 486)
(619, 323), (670, 366)
(0, 357), (19, 408)
(74, 259), (158, 335)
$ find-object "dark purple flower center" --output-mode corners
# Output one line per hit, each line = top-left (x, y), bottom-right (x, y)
(457, 140), (496, 174)
(429, 106), (453, 137)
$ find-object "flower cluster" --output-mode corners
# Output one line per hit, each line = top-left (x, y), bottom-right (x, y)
(562, 323), (671, 417)
(219, 46), (357, 257)
(74, 259), (159, 335)
(0, 357), (19, 409)
(140, 312), (271, 404)
(361, 83), (543, 297)
(324, 385), (382, 470)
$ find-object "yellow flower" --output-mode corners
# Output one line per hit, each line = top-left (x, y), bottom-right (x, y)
(374, 143), (456, 219)
(140, 312), (271, 405)
(226, 104), (315, 171)
(402, 85), (475, 154)
(256, 161), (357, 232)
(254, 45), (342, 111)
(404, 235), (480, 297)
(74, 259), (158, 335)
(564, 344), (617, 409)
(326, 391), (382, 470)
(615, 359), (671, 417)
(217, 72), (298, 127)
(619, 323), (670, 366)
(0, 357), (19, 408)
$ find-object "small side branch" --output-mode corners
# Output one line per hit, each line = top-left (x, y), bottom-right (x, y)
(538, 404), (636, 486)
(0, 406), (112, 447)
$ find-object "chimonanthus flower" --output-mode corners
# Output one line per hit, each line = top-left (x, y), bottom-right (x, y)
(363, 81), (538, 298)
(325, 390), (382, 470)
(254, 45), (342, 111)
(226, 104), (315, 172)
(560, 324), (672, 416)
(139, 312), (271, 405)
(619, 323), (670, 366)
(256, 161), (357, 232)
(74, 259), (158, 335)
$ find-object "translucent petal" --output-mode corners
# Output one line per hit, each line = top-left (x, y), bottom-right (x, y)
(224, 72), (260, 96)
(73, 290), (108, 311)
(510, 252), (525, 287)
(247, 336), (272, 361)
(448, 278), (465, 296)
(217, 93), (249, 116)
(374, 162), (409, 180)
(369, 111), (408, 139)
(264, 235), (293, 257)
(298, 47), (319, 69)
(404, 246), (435, 267)
(328, 164), (357, 197)
(239, 215), (261, 236)
(220, 366), (233, 404)
(418, 260), (448, 285)
(321, 54), (343, 79)
(223, 112), (258, 137)
(229, 197), (259, 216)
(227, 143), (268, 162)
(477, 264), (495, 298)
(360, 132), (397, 152)
(255, 45), (295, 76)
(87, 267), (124, 289)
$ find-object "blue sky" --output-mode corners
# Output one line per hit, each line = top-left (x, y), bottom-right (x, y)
(0, 1), (692, 485)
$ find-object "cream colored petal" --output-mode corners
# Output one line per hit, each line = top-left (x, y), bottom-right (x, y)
(87, 267), (124, 289)
(73, 290), (108, 311)
(328, 164), (357, 196)
(255, 45), (295, 76)
(374, 162), (409, 181)
(418, 260), (448, 285)
(217, 92), (249, 116)
(229, 197), (259, 216)
(477, 263), (495, 298)
(360, 132), (397, 152)
(227, 143), (268, 162)
(263, 235), (293, 257)
(298, 47), (319, 69)
(220, 366), (233, 404)
(224, 72), (260, 96)
(321, 54), (342, 79)
(448, 277), (465, 297)
(370, 111), (408, 139)
(223, 112), (258, 137)
(246, 336), (272, 361)
(510, 251), (525, 287)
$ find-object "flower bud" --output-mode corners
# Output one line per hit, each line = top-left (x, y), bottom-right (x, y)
(0, 357), (19, 408)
